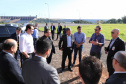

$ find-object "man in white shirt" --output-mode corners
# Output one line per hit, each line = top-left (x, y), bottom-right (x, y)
(19, 24), (34, 61)
(105, 51), (126, 84)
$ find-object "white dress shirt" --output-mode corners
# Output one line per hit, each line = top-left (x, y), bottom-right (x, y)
(67, 35), (72, 47)
(51, 26), (53, 30)
(19, 32), (34, 53)
(114, 71), (126, 74)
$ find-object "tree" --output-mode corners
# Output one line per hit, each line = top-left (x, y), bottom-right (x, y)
(117, 19), (122, 23)
(122, 16), (126, 23)
(106, 19), (117, 23)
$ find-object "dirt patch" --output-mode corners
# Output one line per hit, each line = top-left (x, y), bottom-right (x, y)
(39, 31), (109, 84)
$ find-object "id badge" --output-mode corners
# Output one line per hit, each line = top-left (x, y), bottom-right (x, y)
(112, 46), (115, 51)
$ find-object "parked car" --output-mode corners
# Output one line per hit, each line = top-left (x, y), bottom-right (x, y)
(5, 23), (18, 27)
(0, 26), (16, 51)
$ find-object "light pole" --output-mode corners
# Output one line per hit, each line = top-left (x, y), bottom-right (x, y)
(45, 3), (50, 24)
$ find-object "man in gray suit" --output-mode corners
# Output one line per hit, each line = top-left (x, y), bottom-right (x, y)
(22, 38), (60, 84)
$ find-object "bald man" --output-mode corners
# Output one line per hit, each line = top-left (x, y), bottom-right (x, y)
(0, 39), (25, 84)
(105, 51), (126, 84)
(105, 29), (125, 76)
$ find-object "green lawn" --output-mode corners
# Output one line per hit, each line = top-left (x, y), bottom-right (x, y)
(39, 24), (126, 41)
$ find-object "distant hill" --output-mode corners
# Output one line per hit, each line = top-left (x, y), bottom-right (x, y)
(33, 18), (108, 23)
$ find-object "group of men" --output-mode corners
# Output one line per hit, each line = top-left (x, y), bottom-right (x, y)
(0, 23), (126, 84)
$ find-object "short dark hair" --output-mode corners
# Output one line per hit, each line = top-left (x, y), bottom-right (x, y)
(46, 23), (48, 25)
(66, 28), (71, 32)
(96, 26), (101, 30)
(79, 56), (102, 84)
(77, 26), (81, 29)
(36, 38), (52, 55)
(2, 40), (16, 50)
(44, 29), (50, 34)
(25, 24), (33, 31)
(16, 27), (21, 31)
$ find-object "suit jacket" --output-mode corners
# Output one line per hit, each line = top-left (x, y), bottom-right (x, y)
(51, 25), (56, 32)
(59, 34), (74, 50)
(44, 26), (49, 31)
(0, 51), (25, 84)
(11, 33), (19, 41)
(105, 73), (126, 84)
(22, 55), (60, 84)
(106, 37), (125, 59)
(57, 26), (62, 33)
(41, 35), (55, 53)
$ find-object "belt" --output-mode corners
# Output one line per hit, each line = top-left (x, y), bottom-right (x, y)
(28, 53), (33, 55)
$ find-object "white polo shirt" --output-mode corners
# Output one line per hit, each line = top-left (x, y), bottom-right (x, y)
(19, 32), (34, 53)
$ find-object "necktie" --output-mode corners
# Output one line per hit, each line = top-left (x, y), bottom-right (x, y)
(17, 35), (19, 49)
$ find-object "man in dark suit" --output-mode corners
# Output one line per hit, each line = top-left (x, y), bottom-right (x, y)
(44, 23), (49, 32)
(50, 23), (56, 40)
(56, 23), (62, 40)
(41, 29), (55, 64)
(105, 29), (125, 76)
(22, 38), (60, 84)
(105, 51), (126, 84)
(0, 39), (25, 84)
(59, 28), (74, 72)
(11, 27), (22, 65)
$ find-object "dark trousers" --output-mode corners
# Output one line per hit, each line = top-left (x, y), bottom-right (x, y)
(51, 31), (55, 40)
(73, 45), (83, 64)
(33, 38), (37, 49)
(15, 49), (23, 66)
(21, 53), (34, 63)
(56, 32), (61, 40)
(90, 51), (101, 59)
(62, 47), (72, 70)
(107, 57), (114, 76)
(46, 51), (53, 64)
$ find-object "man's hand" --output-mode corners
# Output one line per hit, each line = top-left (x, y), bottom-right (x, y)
(90, 39), (98, 45)
(76, 44), (80, 48)
(105, 51), (108, 54)
(26, 55), (30, 58)
(59, 49), (63, 51)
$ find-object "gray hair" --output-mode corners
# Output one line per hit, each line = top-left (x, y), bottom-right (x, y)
(114, 51), (126, 70)
(112, 29), (120, 33)
(66, 27), (71, 32)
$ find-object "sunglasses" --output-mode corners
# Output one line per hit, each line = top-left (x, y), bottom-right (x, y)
(111, 32), (115, 34)
(94, 29), (99, 31)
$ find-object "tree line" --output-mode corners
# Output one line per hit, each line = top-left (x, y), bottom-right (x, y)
(98, 16), (126, 24)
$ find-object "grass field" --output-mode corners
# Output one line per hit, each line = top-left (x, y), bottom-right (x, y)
(39, 24), (126, 41)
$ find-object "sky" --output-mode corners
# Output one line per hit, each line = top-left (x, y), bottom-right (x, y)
(0, 0), (126, 19)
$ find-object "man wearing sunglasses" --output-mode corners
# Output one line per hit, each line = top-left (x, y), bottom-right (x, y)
(89, 26), (104, 59)
(105, 51), (126, 84)
(105, 29), (125, 76)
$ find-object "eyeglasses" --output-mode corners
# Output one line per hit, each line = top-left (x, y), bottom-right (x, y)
(111, 32), (115, 34)
(94, 29), (99, 31)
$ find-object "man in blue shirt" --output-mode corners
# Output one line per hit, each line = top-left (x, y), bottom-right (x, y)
(32, 24), (39, 48)
(89, 26), (104, 59)
(72, 26), (86, 66)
